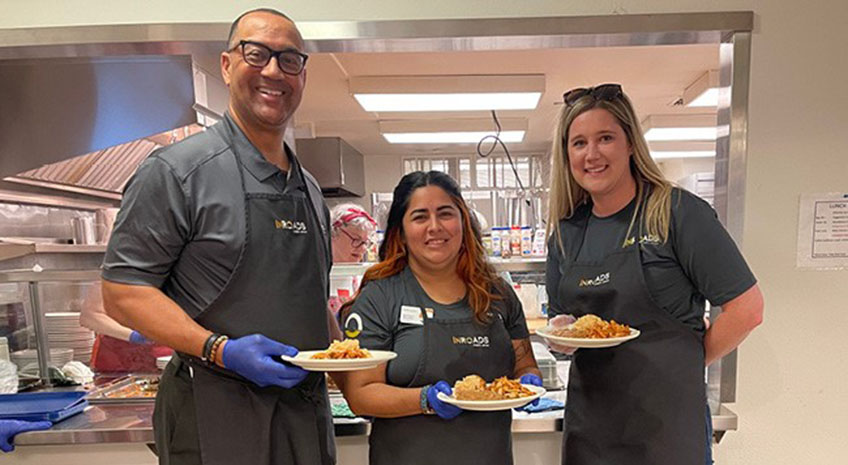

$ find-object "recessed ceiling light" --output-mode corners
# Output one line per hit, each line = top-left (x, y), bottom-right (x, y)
(354, 93), (542, 112)
(683, 70), (720, 107)
(350, 75), (545, 112)
(651, 150), (715, 159)
(686, 87), (719, 107)
(642, 114), (717, 142)
(383, 130), (525, 144)
(644, 127), (717, 141)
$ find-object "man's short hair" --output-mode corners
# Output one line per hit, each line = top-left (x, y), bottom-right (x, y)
(227, 8), (293, 49)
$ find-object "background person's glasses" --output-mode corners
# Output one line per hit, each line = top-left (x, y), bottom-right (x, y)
(230, 40), (308, 75)
(562, 83), (623, 107)
(339, 228), (372, 249)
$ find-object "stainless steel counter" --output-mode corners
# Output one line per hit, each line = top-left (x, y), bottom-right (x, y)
(14, 403), (370, 446)
(15, 400), (737, 446)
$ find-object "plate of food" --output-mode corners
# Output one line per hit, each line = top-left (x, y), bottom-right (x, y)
(436, 375), (546, 411)
(536, 314), (639, 349)
(281, 339), (397, 372)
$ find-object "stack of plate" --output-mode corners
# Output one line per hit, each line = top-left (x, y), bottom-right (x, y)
(45, 312), (95, 363)
(10, 348), (75, 368)
(156, 356), (172, 371)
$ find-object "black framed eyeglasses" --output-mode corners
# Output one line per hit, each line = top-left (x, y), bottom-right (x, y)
(229, 40), (308, 75)
(339, 228), (372, 249)
(562, 83), (623, 108)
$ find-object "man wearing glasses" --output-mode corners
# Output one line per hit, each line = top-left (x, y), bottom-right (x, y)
(102, 8), (339, 465)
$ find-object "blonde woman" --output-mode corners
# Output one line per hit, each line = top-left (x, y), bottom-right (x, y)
(546, 83), (764, 465)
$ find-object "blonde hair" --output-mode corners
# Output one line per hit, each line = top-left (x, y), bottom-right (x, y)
(547, 89), (673, 256)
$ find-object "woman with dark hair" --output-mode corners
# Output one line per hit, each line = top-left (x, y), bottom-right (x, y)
(338, 171), (540, 465)
(546, 84), (763, 465)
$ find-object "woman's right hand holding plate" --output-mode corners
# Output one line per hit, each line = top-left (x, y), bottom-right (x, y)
(545, 314), (579, 355)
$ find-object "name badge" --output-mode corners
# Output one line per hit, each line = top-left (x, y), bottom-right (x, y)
(400, 305), (425, 326)
(424, 308), (434, 319)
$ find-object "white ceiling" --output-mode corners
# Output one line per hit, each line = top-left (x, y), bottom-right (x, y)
(293, 44), (719, 158)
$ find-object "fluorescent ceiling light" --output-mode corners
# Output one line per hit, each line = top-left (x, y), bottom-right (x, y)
(642, 114), (717, 142)
(651, 150), (715, 159)
(350, 75), (545, 112)
(687, 87), (719, 107)
(354, 93), (541, 112)
(683, 70), (719, 107)
(644, 127), (717, 141)
(379, 118), (527, 144)
(383, 130), (525, 144)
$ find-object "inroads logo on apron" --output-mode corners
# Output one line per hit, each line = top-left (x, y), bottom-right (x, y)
(452, 336), (490, 348)
(578, 272), (610, 287)
(274, 218), (307, 234)
(623, 234), (661, 247)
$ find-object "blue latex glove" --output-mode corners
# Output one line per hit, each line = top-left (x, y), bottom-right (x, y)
(128, 330), (151, 345)
(516, 397), (564, 413)
(426, 381), (463, 420)
(0, 420), (52, 453)
(519, 373), (543, 407)
(221, 334), (309, 388)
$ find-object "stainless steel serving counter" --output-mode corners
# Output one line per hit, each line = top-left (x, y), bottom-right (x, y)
(15, 396), (738, 446)
(14, 403), (370, 446)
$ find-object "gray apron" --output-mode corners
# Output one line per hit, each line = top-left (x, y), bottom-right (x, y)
(157, 136), (335, 465)
(557, 207), (705, 465)
(369, 282), (516, 465)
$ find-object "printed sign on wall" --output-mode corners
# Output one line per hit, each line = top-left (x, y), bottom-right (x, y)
(797, 193), (848, 269)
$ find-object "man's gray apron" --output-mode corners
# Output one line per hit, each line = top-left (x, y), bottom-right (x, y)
(155, 125), (334, 465)
(556, 207), (705, 465)
(369, 283), (517, 465)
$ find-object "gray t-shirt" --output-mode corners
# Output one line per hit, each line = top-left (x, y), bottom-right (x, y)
(345, 267), (530, 387)
(547, 188), (757, 333)
(102, 114), (330, 318)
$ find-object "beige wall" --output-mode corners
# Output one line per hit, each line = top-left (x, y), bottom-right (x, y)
(4, 1), (848, 464)
(659, 158), (716, 185)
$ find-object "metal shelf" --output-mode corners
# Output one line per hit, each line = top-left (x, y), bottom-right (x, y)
(330, 257), (545, 278)
(0, 269), (102, 283)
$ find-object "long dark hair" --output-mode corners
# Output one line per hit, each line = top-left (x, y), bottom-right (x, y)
(341, 171), (502, 324)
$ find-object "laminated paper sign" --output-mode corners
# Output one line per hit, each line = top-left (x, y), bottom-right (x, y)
(797, 193), (848, 269)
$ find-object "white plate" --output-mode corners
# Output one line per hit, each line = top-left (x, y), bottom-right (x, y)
(437, 384), (546, 411)
(281, 350), (397, 372)
(156, 355), (172, 370)
(45, 312), (81, 319)
(536, 326), (640, 349)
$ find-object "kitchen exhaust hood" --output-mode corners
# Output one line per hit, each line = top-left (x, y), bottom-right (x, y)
(0, 54), (228, 199)
(0, 55), (226, 181)
(296, 137), (365, 197)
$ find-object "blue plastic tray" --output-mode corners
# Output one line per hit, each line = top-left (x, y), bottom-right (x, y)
(0, 391), (88, 422)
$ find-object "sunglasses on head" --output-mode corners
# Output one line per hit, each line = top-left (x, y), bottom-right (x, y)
(562, 83), (623, 107)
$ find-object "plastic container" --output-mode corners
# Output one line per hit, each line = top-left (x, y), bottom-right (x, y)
(368, 230), (384, 262)
(500, 228), (512, 258)
(531, 228), (547, 257)
(521, 226), (533, 257)
(509, 226), (521, 257)
(481, 233), (493, 257)
(491, 227), (503, 257)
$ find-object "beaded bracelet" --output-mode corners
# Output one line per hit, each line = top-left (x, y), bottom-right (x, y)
(209, 335), (228, 366)
(201, 333), (220, 362)
(419, 384), (433, 414)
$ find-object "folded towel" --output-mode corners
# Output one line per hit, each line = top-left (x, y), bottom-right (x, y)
(331, 401), (356, 418)
(517, 397), (564, 413)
